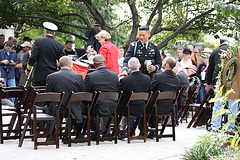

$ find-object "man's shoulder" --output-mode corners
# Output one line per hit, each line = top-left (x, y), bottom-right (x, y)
(148, 41), (158, 48)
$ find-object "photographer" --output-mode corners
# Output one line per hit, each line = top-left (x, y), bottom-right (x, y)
(0, 41), (18, 88)
(85, 23), (101, 53)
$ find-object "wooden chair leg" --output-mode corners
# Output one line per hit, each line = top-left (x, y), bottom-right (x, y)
(127, 106), (130, 144)
(96, 115), (99, 145)
(160, 116), (169, 137)
(114, 111), (117, 144)
(87, 108), (91, 146)
(0, 116), (3, 144)
(34, 118), (37, 150)
(172, 111), (176, 141)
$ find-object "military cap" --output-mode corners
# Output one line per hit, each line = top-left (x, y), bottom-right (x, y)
(43, 22), (58, 31)
(139, 25), (149, 31)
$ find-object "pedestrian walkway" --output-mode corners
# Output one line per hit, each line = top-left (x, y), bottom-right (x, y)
(0, 122), (206, 160)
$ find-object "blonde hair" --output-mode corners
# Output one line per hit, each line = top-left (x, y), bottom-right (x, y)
(95, 30), (111, 41)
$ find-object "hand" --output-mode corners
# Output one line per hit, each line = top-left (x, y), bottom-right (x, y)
(205, 84), (211, 92)
(148, 65), (156, 73)
(9, 60), (16, 67)
(0, 78), (4, 87)
(2, 60), (9, 64)
(25, 70), (30, 76)
(118, 71), (128, 78)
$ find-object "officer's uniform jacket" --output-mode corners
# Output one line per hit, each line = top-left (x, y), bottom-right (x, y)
(123, 41), (161, 75)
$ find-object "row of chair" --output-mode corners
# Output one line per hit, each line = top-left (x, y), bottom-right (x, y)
(0, 85), (214, 149)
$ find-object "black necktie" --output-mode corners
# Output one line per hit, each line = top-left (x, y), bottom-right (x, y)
(143, 43), (146, 53)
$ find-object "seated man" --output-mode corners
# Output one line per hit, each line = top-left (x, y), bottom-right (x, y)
(118, 57), (151, 139)
(84, 55), (118, 137)
(173, 61), (189, 108)
(148, 57), (180, 138)
(46, 56), (86, 143)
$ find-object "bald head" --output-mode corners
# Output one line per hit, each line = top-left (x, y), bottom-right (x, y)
(59, 56), (72, 68)
(163, 57), (176, 70)
(93, 55), (106, 68)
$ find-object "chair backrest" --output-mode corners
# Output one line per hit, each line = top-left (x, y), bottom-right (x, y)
(33, 92), (64, 104)
(22, 86), (46, 113)
(0, 88), (26, 111)
(200, 88), (214, 107)
(146, 91), (177, 121)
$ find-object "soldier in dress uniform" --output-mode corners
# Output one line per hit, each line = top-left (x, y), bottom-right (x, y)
(25, 22), (65, 86)
(121, 25), (162, 77)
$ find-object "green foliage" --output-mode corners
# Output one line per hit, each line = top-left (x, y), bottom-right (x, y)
(182, 132), (227, 160)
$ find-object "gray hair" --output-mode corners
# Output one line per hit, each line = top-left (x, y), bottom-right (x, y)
(128, 57), (140, 71)
(177, 47), (183, 51)
(95, 30), (111, 40)
(59, 56), (72, 67)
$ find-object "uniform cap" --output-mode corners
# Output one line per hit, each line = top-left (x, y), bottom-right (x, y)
(139, 25), (149, 31)
(43, 22), (58, 31)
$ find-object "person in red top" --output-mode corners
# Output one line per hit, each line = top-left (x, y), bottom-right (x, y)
(95, 30), (119, 74)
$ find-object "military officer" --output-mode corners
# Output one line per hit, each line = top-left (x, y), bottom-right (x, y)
(121, 25), (162, 77)
(25, 22), (65, 86)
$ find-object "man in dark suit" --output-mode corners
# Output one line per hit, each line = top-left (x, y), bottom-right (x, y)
(118, 57), (151, 138)
(26, 22), (65, 86)
(173, 61), (189, 107)
(84, 55), (118, 135)
(148, 57), (180, 138)
(46, 56), (86, 142)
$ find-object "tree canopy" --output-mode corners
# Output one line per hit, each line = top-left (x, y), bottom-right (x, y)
(0, 0), (239, 49)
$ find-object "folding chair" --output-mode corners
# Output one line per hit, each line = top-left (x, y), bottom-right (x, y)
(180, 87), (201, 123)
(92, 91), (122, 145)
(19, 92), (64, 150)
(117, 91), (152, 143)
(146, 91), (178, 142)
(64, 91), (97, 147)
(187, 88), (215, 128)
(0, 88), (26, 144)
(176, 86), (188, 120)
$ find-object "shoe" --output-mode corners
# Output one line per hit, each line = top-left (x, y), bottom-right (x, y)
(147, 132), (155, 139)
(117, 133), (127, 140)
(62, 136), (68, 144)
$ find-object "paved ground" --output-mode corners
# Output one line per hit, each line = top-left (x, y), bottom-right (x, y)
(0, 122), (207, 160)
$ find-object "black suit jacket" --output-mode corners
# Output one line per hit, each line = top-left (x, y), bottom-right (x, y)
(29, 35), (65, 85)
(206, 43), (228, 86)
(118, 71), (151, 116)
(84, 66), (118, 115)
(46, 68), (86, 123)
(151, 70), (180, 114)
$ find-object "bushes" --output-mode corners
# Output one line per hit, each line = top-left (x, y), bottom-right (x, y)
(182, 132), (240, 160)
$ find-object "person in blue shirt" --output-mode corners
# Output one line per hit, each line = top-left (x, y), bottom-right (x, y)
(0, 41), (18, 88)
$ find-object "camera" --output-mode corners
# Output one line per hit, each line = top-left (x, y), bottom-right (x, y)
(0, 81), (4, 84)
(95, 24), (100, 27)
(4, 66), (10, 73)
